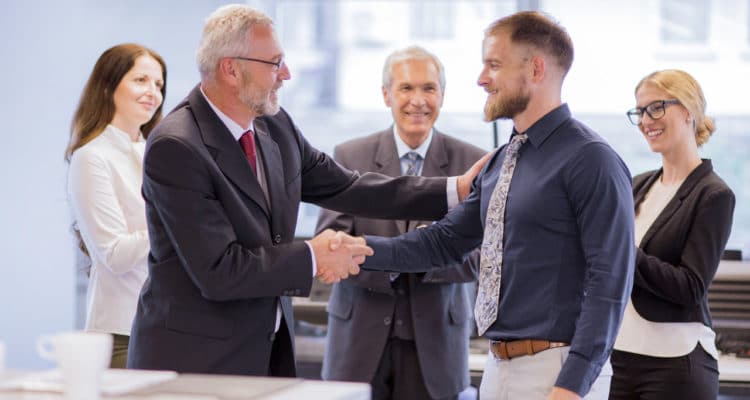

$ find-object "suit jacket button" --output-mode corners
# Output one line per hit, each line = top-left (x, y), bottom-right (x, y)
(274, 234), (282, 244)
(269, 332), (276, 341)
(383, 316), (392, 326)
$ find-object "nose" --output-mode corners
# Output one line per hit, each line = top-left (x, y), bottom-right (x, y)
(278, 61), (291, 81)
(477, 67), (489, 87)
(144, 82), (159, 96)
(639, 112), (653, 125)
(410, 92), (427, 107)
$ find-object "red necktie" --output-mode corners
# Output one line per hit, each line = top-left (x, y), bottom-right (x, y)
(239, 130), (257, 177)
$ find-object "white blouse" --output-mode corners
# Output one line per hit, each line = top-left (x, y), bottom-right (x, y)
(614, 177), (719, 359)
(67, 124), (149, 336)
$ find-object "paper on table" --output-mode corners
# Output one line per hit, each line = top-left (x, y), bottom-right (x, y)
(0, 368), (178, 395)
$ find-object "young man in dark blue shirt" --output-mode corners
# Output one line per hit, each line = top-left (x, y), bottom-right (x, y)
(359, 11), (634, 400)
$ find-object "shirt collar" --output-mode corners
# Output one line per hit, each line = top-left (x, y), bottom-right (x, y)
(510, 103), (571, 148)
(200, 87), (255, 141)
(392, 125), (433, 159)
(104, 124), (144, 150)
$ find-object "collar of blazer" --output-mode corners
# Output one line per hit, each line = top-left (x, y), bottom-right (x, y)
(373, 127), (451, 177)
(187, 86), (271, 219)
(635, 158), (713, 248)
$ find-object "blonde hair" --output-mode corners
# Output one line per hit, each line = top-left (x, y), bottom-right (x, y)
(196, 4), (273, 81)
(636, 69), (715, 147)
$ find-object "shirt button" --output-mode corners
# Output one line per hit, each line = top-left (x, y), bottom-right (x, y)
(383, 317), (392, 326)
(274, 234), (282, 244)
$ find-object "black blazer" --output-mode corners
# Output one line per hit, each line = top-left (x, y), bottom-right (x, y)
(631, 159), (735, 325)
(127, 86), (449, 376)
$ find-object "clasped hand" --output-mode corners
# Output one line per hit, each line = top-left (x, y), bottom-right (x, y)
(310, 229), (373, 284)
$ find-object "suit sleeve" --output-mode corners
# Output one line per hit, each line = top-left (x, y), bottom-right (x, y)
(634, 187), (735, 305)
(292, 126), (449, 221)
(142, 136), (312, 301)
(363, 169), (486, 272)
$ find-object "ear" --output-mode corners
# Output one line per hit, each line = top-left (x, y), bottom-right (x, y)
(218, 58), (241, 86)
(530, 55), (545, 83)
(382, 85), (392, 107)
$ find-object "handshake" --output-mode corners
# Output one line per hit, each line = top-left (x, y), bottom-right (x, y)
(309, 229), (373, 284)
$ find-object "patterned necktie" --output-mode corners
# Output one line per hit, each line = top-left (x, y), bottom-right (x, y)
(474, 133), (529, 335)
(405, 151), (422, 176)
(239, 130), (257, 177)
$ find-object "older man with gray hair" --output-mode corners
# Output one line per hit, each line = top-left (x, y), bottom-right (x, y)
(317, 45), (486, 400)
(127, 5), (485, 377)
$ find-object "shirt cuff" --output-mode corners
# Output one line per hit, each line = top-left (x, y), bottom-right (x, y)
(446, 176), (459, 210)
(554, 352), (601, 397)
(304, 241), (317, 277)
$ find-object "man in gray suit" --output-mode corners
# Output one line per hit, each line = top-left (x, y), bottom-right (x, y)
(317, 46), (486, 400)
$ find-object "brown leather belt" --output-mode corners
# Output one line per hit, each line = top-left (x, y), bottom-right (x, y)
(489, 339), (569, 360)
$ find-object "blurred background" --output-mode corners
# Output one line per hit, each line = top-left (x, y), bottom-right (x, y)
(1, 0), (748, 369)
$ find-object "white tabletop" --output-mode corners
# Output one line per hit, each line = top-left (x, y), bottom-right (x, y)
(0, 370), (370, 399)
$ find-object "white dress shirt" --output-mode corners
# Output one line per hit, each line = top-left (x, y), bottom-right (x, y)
(67, 124), (149, 336)
(614, 178), (719, 359)
(392, 126), (459, 207)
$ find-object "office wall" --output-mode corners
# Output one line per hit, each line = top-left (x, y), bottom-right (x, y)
(0, 0), (226, 368)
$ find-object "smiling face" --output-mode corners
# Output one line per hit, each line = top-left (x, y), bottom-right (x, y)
(111, 55), (164, 136)
(635, 83), (694, 155)
(477, 32), (531, 122)
(236, 24), (291, 117)
(382, 58), (444, 145)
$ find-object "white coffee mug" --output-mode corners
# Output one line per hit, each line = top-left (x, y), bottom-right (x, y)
(37, 332), (112, 400)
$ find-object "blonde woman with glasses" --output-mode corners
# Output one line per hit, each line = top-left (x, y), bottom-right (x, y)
(611, 69), (735, 399)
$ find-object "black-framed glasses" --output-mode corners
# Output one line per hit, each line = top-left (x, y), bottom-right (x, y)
(232, 56), (284, 71)
(626, 99), (680, 125)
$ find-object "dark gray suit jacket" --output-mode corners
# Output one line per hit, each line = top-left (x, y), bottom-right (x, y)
(127, 86), (450, 376)
(317, 129), (485, 399)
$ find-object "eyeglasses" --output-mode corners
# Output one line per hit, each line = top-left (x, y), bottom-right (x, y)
(232, 56), (284, 72)
(626, 99), (680, 125)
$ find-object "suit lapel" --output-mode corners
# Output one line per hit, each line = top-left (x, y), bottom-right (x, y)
(637, 160), (712, 248)
(189, 86), (271, 219)
(254, 119), (283, 223)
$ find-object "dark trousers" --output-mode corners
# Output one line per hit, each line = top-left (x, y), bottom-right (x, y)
(371, 338), (458, 400)
(609, 344), (718, 400)
(268, 317), (296, 377)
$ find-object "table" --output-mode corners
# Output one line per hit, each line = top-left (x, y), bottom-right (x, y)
(0, 370), (370, 399)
